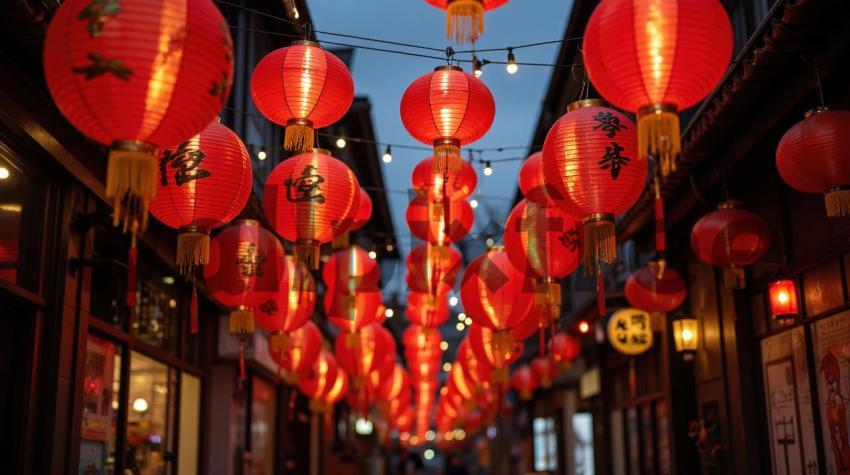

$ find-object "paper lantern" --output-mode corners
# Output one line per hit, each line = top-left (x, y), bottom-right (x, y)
(318, 365), (349, 408)
(333, 187), (373, 248)
(334, 323), (384, 388)
(583, 0), (732, 175)
(269, 320), (321, 383)
(550, 332), (580, 368)
(324, 290), (381, 334)
(776, 108), (850, 218)
(297, 349), (338, 400)
(263, 148), (359, 269)
(255, 255), (316, 352)
(406, 195), (474, 245)
(468, 324), (523, 383)
(542, 100), (645, 273)
(531, 356), (559, 389)
(407, 292), (451, 327)
(461, 247), (534, 331)
(510, 365), (538, 400)
(424, 0), (509, 43)
(691, 201), (770, 289)
(511, 312), (540, 342)
(519, 151), (561, 207)
(149, 120), (252, 273)
(456, 338), (492, 389)
(400, 66), (495, 172)
(407, 243), (463, 297)
(768, 279), (799, 326)
(322, 245), (381, 296)
(379, 364), (411, 401)
(44, 0), (234, 228)
(607, 308), (654, 355)
(412, 157), (477, 201)
(625, 261), (686, 322)
(251, 41), (354, 151)
(204, 220), (285, 335)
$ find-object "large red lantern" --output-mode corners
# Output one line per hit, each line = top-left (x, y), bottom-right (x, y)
(400, 66), (495, 172)
(407, 292), (451, 327)
(691, 201), (770, 289)
(461, 247), (534, 331)
(406, 196), (474, 245)
(583, 0), (732, 175)
(550, 332), (581, 369)
(542, 101), (644, 274)
(254, 256), (316, 335)
(625, 261), (686, 324)
(468, 324), (523, 383)
(251, 41), (354, 151)
(204, 220), (285, 335)
(412, 157), (477, 202)
(263, 148), (359, 269)
(44, 0), (234, 228)
(407, 243), (463, 297)
(150, 120), (252, 273)
(424, 0), (509, 44)
(322, 245), (381, 296)
(776, 109), (850, 218)
(324, 290), (381, 334)
(269, 320), (321, 383)
(510, 365), (538, 400)
(297, 349), (339, 400)
(519, 151), (561, 207)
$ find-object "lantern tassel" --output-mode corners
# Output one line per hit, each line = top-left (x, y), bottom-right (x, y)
(492, 367), (508, 385)
(126, 234), (138, 309)
(294, 240), (321, 270)
(538, 323), (546, 358)
(176, 229), (210, 276)
(493, 329), (515, 368)
(446, 0), (485, 44)
(825, 188), (850, 218)
(433, 140), (462, 173)
(654, 177), (667, 253)
(596, 274), (607, 317)
(229, 307), (255, 335)
(345, 331), (361, 349)
(582, 214), (616, 274)
(331, 231), (350, 249)
(239, 338), (247, 382)
(108, 142), (157, 231)
(284, 120), (315, 151)
(269, 332), (290, 357)
(637, 105), (681, 177)
(190, 283), (199, 334)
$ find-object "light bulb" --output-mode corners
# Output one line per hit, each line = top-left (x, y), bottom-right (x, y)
(257, 149), (267, 161)
(473, 55), (483, 78)
(578, 321), (590, 334)
(382, 145), (393, 163)
(485, 237), (495, 247)
(506, 49), (518, 74)
(386, 243), (395, 252)
(483, 161), (493, 176)
(425, 430), (436, 441)
(464, 317), (472, 326)
(368, 250), (377, 259)
(469, 198), (479, 209)
(132, 398), (149, 413)
(385, 307), (394, 318)
(336, 137), (346, 148)
(424, 449), (435, 460)
(682, 328), (693, 342)
(456, 322), (465, 331)
(440, 341), (449, 351)
(442, 362), (452, 372)
(449, 296), (458, 307)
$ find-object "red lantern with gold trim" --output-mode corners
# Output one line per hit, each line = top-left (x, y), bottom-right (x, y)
(691, 201), (770, 289)
(334, 323), (386, 389)
(254, 255), (316, 335)
(519, 152), (560, 207)
(424, 0), (509, 44)
(550, 332), (580, 369)
(400, 66), (495, 172)
(776, 109), (850, 218)
(269, 320), (321, 383)
(583, 0), (732, 175)
(333, 187), (373, 248)
(251, 41), (354, 151)
(44, 0), (234, 228)
(322, 245), (381, 296)
(412, 157), (477, 201)
(625, 261), (686, 327)
(324, 290), (381, 334)
(150, 120), (252, 274)
(407, 291), (451, 327)
(407, 243), (462, 297)
(406, 196), (474, 245)
(510, 365), (538, 400)
(456, 338), (491, 389)
(263, 148), (359, 269)
(297, 349), (338, 400)
(468, 324), (523, 383)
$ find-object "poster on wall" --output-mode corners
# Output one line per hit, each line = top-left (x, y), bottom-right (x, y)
(761, 327), (819, 475)
(813, 311), (850, 475)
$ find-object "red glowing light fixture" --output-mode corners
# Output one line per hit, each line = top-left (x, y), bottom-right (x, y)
(768, 279), (798, 326)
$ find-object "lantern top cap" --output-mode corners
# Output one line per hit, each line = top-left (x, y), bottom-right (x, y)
(487, 244), (505, 252)
(214, 116), (221, 124)
(717, 200), (740, 210)
(567, 98), (607, 112)
(434, 65), (464, 73)
(233, 219), (260, 227)
(291, 40), (320, 48)
(804, 106), (829, 119)
(308, 148), (333, 157)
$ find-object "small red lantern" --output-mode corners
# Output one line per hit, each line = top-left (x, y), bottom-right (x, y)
(691, 201), (770, 289)
(400, 66), (495, 172)
(583, 0), (732, 175)
(776, 109), (850, 218)
(324, 290), (381, 334)
(297, 349), (338, 400)
(424, 0), (509, 44)
(768, 279), (799, 326)
(519, 151), (560, 207)
(317, 365), (349, 409)
(406, 195), (474, 245)
(333, 187), (373, 248)
(269, 320), (321, 383)
(379, 364), (411, 402)
(322, 245), (381, 296)
(255, 255), (316, 344)
(461, 247), (534, 331)
(468, 324), (523, 383)
(412, 157), (477, 201)
(625, 261), (687, 325)
(334, 323), (393, 389)
(510, 365), (538, 400)
(251, 41), (354, 151)
(550, 332), (580, 368)
(150, 120), (252, 274)
(407, 243), (463, 297)
(531, 356), (559, 389)
(407, 292), (451, 327)
(44, 0), (234, 228)
(263, 148), (360, 269)
(456, 338), (492, 389)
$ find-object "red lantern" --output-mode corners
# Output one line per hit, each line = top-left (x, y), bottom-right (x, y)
(297, 349), (338, 400)
(406, 196), (474, 245)
(334, 323), (391, 389)
(404, 326), (443, 380)
(204, 220), (285, 335)
(776, 109), (850, 218)
(255, 255), (316, 335)
(251, 41), (354, 151)
(691, 201), (770, 289)
(519, 152), (560, 207)
(263, 148), (360, 269)
(407, 243), (462, 297)
(456, 338), (492, 390)
(542, 101), (644, 273)
(407, 291), (450, 327)
(412, 157), (477, 201)
(333, 187), (373, 248)
(550, 332), (581, 368)
(44, 0), (234, 227)
(318, 365), (349, 408)
(625, 261), (686, 321)
(583, 0), (732, 175)
(150, 120), (252, 273)
(424, 0), (509, 44)
(511, 312), (541, 342)
(531, 356), (559, 389)
(768, 279), (799, 326)
(400, 66), (495, 172)
(379, 364), (411, 402)
(510, 365), (538, 400)
(468, 324), (523, 383)
(461, 247), (534, 331)
(269, 320), (321, 383)
(324, 290), (381, 334)
(322, 245), (381, 296)
(393, 406), (416, 432)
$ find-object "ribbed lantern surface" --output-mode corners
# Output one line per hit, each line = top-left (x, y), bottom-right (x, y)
(461, 248), (534, 331)
(624, 263), (687, 315)
(253, 256), (316, 334)
(406, 243), (462, 296)
(504, 199), (582, 280)
(510, 364), (538, 400)
(269, 320), (321, 381)
(150, 120), (252, 273)
(263, 149), (359, 269)
(412, 157), (477, 201)
(323, 290), (381, 333)
(519, 152), (560, 207)
(322, 245), (381, 296)
(251, 42), (354, 151)
(407, 292), (450, 327)
(297, 350), (339, 399)
(777, 109), (850, 217)
(406, 196), (474, 245)
(550, 332), (581, 366)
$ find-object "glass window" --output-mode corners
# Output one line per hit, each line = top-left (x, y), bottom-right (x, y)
(0, 156), (27, 287)
(250, 377), (277, 475)
(126, 352), (176, 474)
(533, 417), (558, 472)
(572, 413), (595, 475)
(132, 255), (181, 353)
(89, 224), (130, 329)
(79, 334), (122, 475)
(178, 373), (201, 475)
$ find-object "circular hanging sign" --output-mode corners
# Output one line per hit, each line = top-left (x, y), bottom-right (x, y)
(607, 308), (653, 355)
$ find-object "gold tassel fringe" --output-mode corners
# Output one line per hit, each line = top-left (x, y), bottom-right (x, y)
(492, 329), (515, 367)
(284, 121), (314, 151)
(638, 106), (681, 177)
(332, 232), (350, 250)
(295, 241), (321, 270)
(433, 141), (461, 173)
(431, 201), (444, 224)
(345, 331), (361, 349)
(269, 332), (291, 356)
(582, 215), (617, 274)
(229, 307), (255, 335)
(446, 0), (485, 44)
(492, 367), (508, 384)
(176, 230), (210, 276)
(825, 188), (850, 218)
(535, 280), (561, 320)
(107, 144), (157, 232)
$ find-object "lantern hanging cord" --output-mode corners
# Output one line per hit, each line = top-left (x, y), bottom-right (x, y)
(800, 54), (826, 108)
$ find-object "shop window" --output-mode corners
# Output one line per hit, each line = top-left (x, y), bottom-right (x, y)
(572, 413), (595, 475)
(178, 373), (201, 475)
(79, 334), (122, 474)
(126, 352), (176, 474)
(250, 377), (277, 475)
(89, 224), (130, 329)
(0, 155), (37, 289)
(533, 417), (558, 472)
(132, 257), (181, 353)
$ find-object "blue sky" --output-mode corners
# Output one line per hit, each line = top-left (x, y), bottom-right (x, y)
(308, 0), (573, 293)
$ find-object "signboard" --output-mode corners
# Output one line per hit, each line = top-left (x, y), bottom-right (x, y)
(607, 308), (653, 355)
(580, 367), (601, 399)
(812, 310), (850, 475)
